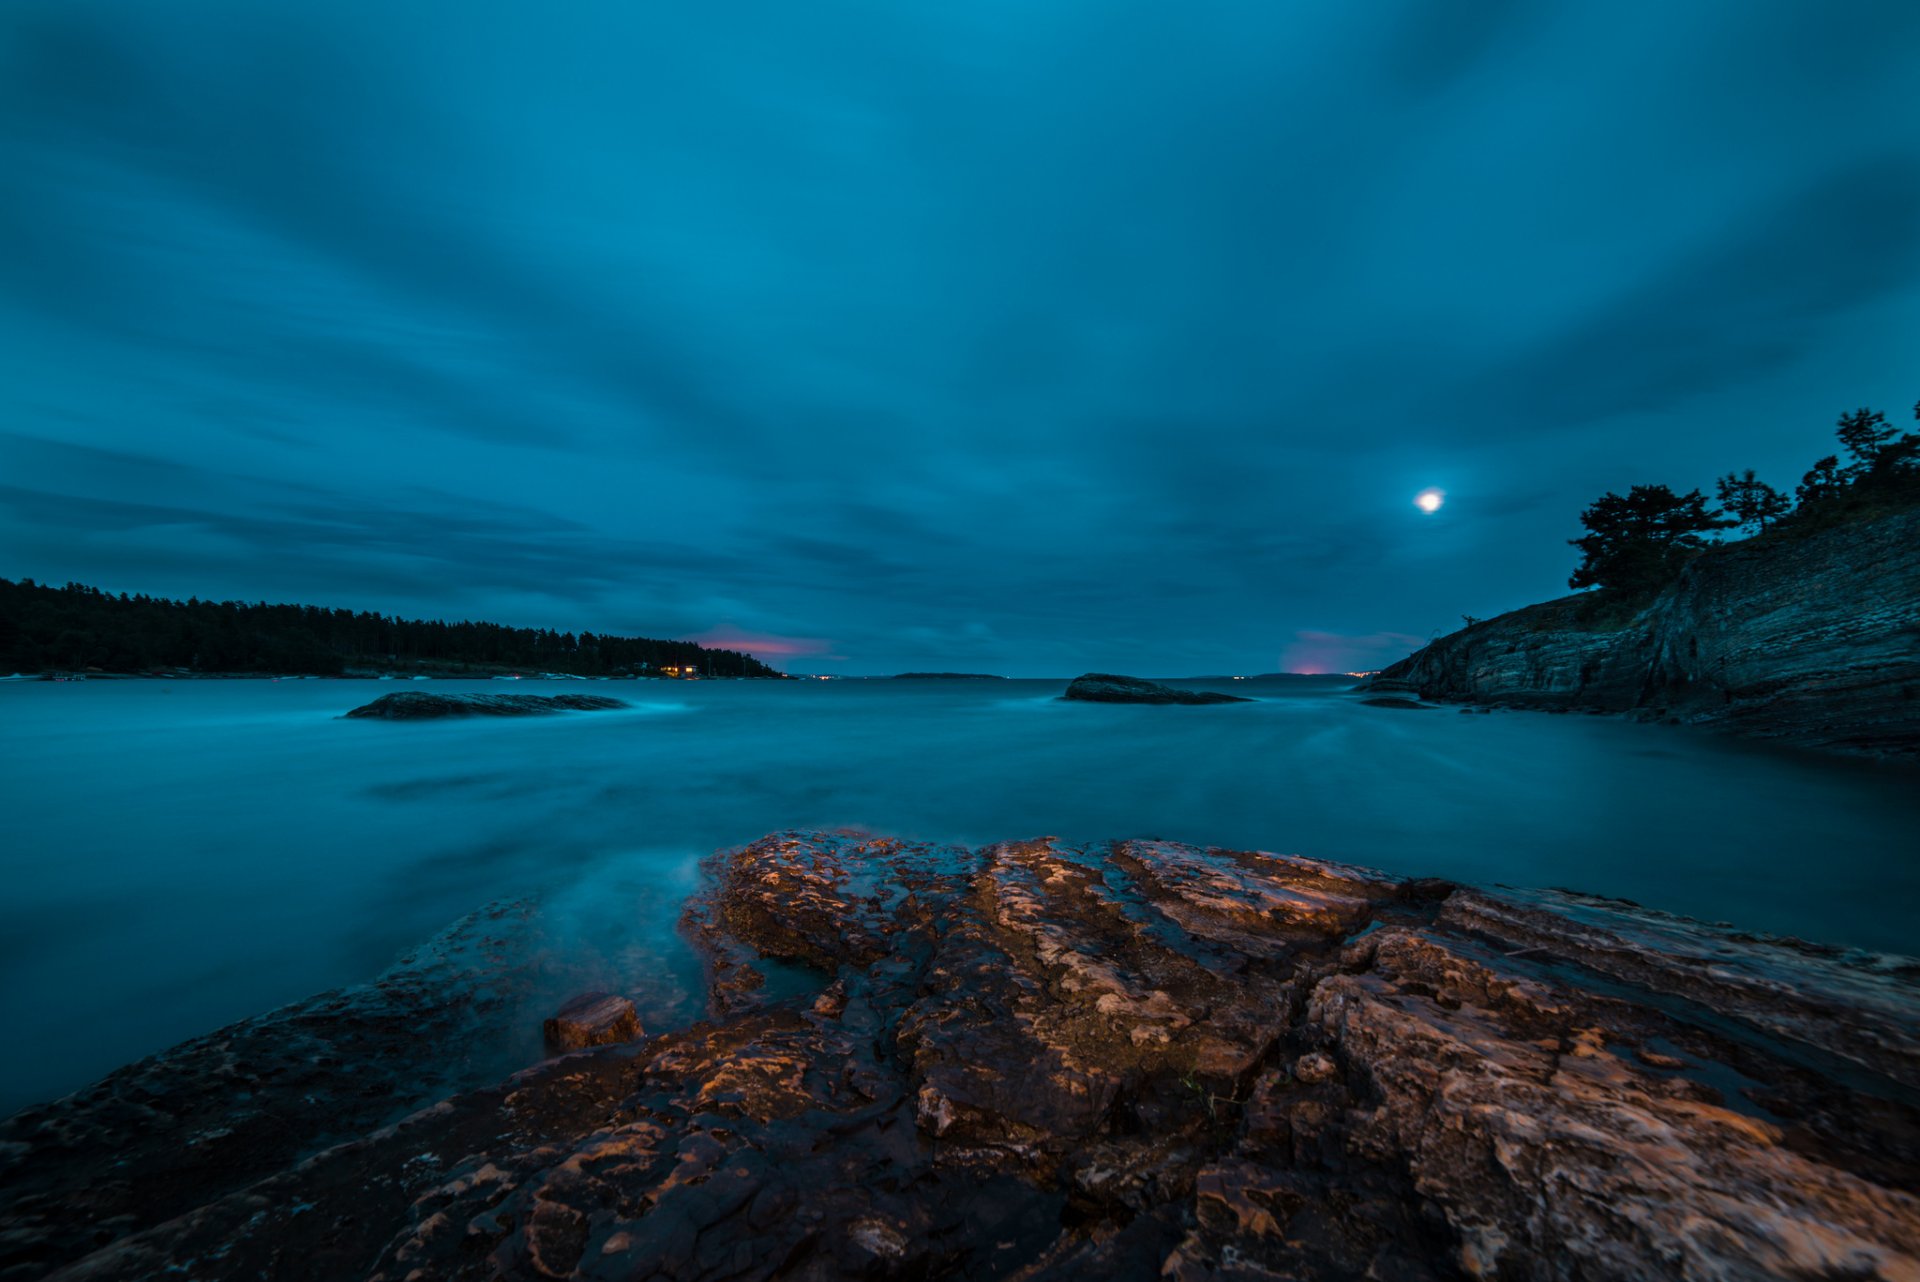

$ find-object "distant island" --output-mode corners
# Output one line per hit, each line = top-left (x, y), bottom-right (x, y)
(891, 672), (1007, 679)
(1373, 399), (1920, 755)
(0, 578), (785, 679)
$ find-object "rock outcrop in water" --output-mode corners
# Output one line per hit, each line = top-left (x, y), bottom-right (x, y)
(1373, 505), (1920, 755)
(344, 692), (628, 719)
(5, 831), (1916, 1281)
(1062, 673), (1252, 705)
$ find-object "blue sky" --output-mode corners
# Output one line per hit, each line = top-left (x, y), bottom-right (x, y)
(4, 1), (1918, 673)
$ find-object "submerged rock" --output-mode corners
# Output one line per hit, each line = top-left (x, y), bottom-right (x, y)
(6, 831), (1917, 1281)
(542, 992), (642, 1052)
(1062, 673), (1253, 705)
(343, 691), (627, 719)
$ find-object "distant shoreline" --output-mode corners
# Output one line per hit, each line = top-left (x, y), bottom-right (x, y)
(2, 670), (791, 682)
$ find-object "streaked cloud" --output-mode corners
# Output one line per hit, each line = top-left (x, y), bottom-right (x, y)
(3, 1), (1918, 674)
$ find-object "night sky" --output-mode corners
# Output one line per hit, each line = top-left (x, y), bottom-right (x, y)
(4, 3), (1918, 675)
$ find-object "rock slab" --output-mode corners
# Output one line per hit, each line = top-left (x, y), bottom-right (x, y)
(344, 691), (628, 719)
(542, 992), (642, 1052)
(1062, 673), (1253, 704)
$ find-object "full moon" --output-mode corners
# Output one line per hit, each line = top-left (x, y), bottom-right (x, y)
(1415, 487), (1445, 513)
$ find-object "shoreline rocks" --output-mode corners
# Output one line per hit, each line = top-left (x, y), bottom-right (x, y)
(5, 830), (1916, 1281)
(1062, 673), (1253, 705)
(1373, 505), (1920, 756)
(343, 692), (628, 719)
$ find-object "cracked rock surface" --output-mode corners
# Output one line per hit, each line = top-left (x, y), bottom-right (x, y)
(4, 831), (1917, 1280)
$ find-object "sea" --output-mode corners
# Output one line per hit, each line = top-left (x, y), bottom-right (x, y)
(2, 674), (1915, 1115)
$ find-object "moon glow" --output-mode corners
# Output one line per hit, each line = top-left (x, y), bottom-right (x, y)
(1415, 487), (1445, 514)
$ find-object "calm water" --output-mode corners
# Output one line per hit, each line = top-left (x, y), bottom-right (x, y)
(2, 675), (1916, 1114)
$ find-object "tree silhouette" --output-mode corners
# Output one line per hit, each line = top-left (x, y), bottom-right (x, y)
(1714, 469), (1791, 534)
(1795, 455), (1846, 507)
(0, 579), (787, 678)
(1835, 407), (1895, 477)
(1568, 485), (1730, 599)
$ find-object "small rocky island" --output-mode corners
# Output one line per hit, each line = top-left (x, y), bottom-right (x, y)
(5, 831), (1915, 1280)
(1062, 673), (1253, 705)
(344, 691), (629, 719)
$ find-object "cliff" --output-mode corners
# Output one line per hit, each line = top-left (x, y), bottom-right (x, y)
(5, 831), (1916, 1281)
(1374, 505), (1920, 755)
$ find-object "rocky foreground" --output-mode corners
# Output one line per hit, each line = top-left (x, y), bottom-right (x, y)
(4, 832), (1918, 1281)
(345, 692), (630, 719)
(1372, 505), (1920, 755)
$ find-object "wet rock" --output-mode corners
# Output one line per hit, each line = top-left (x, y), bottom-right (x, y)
(542, 992), (641, 1052)
(343, 692), (627, 719)
(1061, 673), (1253, 705)
(1305, 928), (1920, 1280)
(7, 830), (1917, 1282)
(1358, 696), (1435, 709)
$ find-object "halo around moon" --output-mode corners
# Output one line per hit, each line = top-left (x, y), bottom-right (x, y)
(1415, 487), (1445, 514)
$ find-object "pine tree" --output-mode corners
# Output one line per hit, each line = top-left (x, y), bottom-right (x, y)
(1568, 485), (1731, 599)
(1796, 455), (1845, 507)
(1834, 408), (1895, 477)
(1713, 469), (1791, 534)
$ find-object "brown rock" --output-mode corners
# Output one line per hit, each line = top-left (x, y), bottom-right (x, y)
(541, 992), (641, 1052)
(1292, 1051), (1337, 1084)
(7, 831), (1917, 1282)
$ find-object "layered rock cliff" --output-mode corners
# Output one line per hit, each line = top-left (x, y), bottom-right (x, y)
(1373, 505), (1920, 755)
(5, 831), (1917, 1281)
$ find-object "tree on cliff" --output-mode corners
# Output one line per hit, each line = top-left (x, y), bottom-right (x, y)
(1835, 408), (1895, 476)
(1835, 405), (1920, 482)
(1787, 406), (1920, 519)
(1796, 455), (1846, 506)
(1568, 485), (1730, 600)
(1714, 469), (1791, 534)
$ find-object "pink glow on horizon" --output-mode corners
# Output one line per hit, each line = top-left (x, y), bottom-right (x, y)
(1280, 628), (1425, 675)
(681, 626), (836, 658)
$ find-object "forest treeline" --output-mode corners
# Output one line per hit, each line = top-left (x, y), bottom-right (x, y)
(1564, 397), (1920, 609)
(0, 580), (786, 677)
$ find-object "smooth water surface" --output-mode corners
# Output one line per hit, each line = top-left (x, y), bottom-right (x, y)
(2, 675), (1916, 1113)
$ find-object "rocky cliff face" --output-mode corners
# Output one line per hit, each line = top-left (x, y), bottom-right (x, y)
(1374, 506), (1920, 755)
(6, 831), (1917, 1281)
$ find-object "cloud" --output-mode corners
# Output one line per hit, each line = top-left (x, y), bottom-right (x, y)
(2, 1), (1919, 673)
(1471, 160), (1920, 428)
